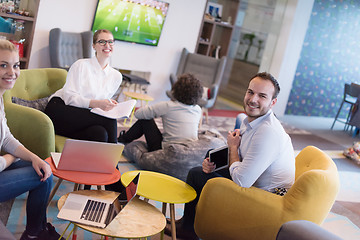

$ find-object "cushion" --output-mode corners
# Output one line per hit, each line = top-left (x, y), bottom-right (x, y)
(202, 87), (211, 100)
(123, 129), (227, 181)
(343, 141), (360, 164)
(276, 220), (342, 240)
(11, 96), (49, 112)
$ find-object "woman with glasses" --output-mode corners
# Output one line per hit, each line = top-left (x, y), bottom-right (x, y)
(45, 29), (121, 144)
(44, 29), (123, 191)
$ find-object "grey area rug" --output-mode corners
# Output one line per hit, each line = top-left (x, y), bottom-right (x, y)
(289, 134), (343, 151)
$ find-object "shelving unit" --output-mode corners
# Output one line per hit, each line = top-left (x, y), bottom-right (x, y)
(0, 0), (40, 69)
(196, 0), (240, 58)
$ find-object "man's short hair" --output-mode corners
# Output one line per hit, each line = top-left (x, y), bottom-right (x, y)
(250, 72), (280, 99)
(172, 73), (203, 105)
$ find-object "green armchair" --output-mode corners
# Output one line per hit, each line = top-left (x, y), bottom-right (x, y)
(3, 68), (68, 158)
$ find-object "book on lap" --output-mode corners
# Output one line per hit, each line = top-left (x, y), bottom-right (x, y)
(90, 99), (137, 119)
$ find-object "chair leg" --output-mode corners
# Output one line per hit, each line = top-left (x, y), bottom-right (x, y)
(47, 178), (63, 206)
(352, 128), (359, 137)
(345, 104), (355, 131)
(331, 100), (345, 129)
(204, 108), (209, 124)
(169, 204), (176, 240)
(199, 107), (208, 128)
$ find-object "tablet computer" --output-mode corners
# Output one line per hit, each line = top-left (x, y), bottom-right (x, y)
(209, 145), (229, 171)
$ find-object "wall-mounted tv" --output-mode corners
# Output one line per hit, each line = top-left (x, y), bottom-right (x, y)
(92, 0), (169, 46)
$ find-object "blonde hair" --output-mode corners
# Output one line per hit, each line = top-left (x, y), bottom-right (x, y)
(0, 39), (18, 53)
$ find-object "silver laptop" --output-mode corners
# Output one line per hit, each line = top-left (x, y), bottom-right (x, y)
(57, 173), (140, 228)
(51, 139), (124, 173)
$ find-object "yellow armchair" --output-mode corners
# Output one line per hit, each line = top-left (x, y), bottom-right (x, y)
(3, 68), (68, 158)
(194, 146), (340, 240)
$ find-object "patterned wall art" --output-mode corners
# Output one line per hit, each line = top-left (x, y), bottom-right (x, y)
(285, 0), (360, 117)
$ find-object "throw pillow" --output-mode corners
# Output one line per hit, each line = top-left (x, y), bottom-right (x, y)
(11, 96), (50, 112)
(343, 141), (360, 164)
(202, 87), (211, 100)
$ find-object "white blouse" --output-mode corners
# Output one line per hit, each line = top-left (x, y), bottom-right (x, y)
(51, 57), (122, 108)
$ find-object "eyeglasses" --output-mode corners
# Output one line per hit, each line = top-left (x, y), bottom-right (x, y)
(96, 40), (115, 46)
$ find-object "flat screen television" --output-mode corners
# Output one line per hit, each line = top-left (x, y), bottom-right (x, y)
(92, 0), (169, 46)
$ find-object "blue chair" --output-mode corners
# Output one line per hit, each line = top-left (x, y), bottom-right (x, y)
(234, 113), (247, 130)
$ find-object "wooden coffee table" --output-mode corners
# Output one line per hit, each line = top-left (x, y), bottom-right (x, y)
(58, 190), (166, 239)
(121, 170), (197, 240)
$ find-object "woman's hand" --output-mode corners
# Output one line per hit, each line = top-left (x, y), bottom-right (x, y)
(90, 99), (118, 111)
(202, 157), (215, 173)
(14, 146), (52, 181)
(30, 156), (52, 182)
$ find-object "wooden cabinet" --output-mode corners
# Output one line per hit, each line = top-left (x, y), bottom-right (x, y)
(196, 0), (240, 58)
(0, 0), (40, 69)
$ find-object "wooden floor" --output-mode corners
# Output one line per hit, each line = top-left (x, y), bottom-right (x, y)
(218, 59), (259, 105)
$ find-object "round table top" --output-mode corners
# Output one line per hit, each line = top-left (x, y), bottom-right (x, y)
(45, 157), (120, 185)
(123, 91), (154, 101)
(121, 170), (196, 204)
(58, 190), (166, 238)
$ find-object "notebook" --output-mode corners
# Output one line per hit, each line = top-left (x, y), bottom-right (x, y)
(209, 145), (229, 171)
(50, 139), (124, 173)
(57, 173), (140, 228)
(90, 99), (137, 119)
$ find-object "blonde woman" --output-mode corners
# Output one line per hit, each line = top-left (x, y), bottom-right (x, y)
(0, 40), (63, 240)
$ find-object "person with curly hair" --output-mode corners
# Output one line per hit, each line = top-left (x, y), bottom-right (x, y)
(118, 73), (203, 152)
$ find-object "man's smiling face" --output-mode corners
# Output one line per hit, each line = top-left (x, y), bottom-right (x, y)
(243, 77), (277, 122)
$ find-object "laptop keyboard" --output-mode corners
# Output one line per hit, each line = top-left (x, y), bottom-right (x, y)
(81, 200), (106, 223)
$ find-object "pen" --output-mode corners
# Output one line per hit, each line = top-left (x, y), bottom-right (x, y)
(108, 99), (112, 104)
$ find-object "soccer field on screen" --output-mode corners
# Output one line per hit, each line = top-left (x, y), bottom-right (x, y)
(92, 0), (167, 46)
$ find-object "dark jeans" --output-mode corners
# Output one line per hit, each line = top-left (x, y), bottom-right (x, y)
(45, 97), (118, 143)
(182, 166), (231, 230)
(122, 119), (163, 152)
(0, 160), (52, 236)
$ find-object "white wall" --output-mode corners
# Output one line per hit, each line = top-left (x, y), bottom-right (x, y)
(29, 0), (206, 103)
